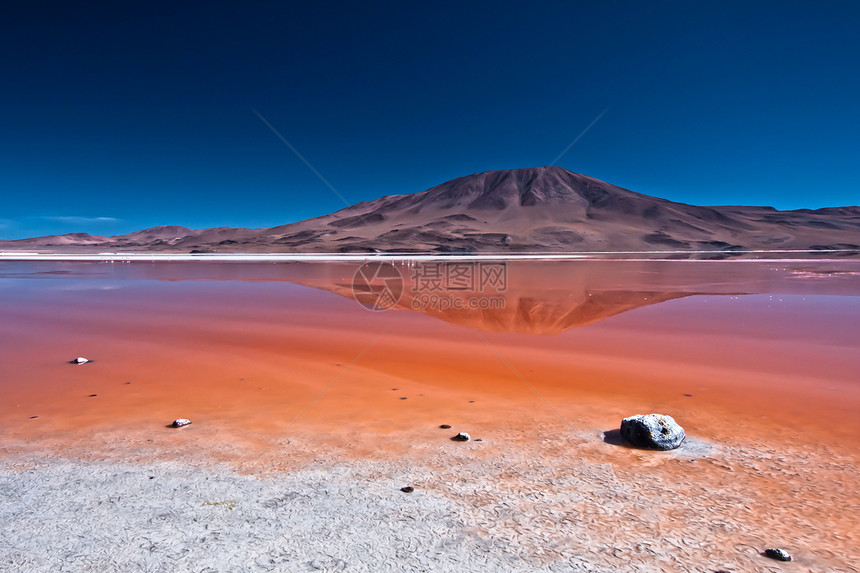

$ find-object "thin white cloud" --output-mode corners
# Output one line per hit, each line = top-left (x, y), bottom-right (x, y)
(40, 216), (121, 224)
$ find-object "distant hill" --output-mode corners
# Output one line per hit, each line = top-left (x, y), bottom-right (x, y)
(3, 166), (859, 254)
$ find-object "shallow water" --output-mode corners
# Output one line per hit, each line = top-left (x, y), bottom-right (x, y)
(1, 258), (857, 459)
(2, 258), (859, 571)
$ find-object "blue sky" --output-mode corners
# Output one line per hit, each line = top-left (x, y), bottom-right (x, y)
(2, 1), (859, 239)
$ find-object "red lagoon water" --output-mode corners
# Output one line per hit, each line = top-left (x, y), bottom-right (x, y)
(2, 259), (859, 571)
(0, 259), (857, 463)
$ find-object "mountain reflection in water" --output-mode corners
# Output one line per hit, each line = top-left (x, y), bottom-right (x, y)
(285, 259), (860, 334)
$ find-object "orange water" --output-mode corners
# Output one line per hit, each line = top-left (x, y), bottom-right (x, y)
(2, 259), (859, 570)
(1, 259), (857, 463)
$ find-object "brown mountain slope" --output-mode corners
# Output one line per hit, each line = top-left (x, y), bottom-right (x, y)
(3, 166), (859, 253)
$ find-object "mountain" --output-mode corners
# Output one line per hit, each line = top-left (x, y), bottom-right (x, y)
(3, 166), (859, 253)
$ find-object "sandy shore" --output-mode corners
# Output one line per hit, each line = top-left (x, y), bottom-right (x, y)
(2, 425), (858, 573)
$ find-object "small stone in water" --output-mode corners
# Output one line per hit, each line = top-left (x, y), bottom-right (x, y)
(764, 548), (791, 562)
(620, 413), (685, 450)
(70, 357), (90, 365)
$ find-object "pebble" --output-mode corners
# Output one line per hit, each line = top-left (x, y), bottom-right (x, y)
(764, 548), (791, 561)
(439, 424), (452, 429)
(170, 419), (192, 428)
(400, 486), (414, 493)
(70, 357), (90, 365)
(451, 432), (470, 442)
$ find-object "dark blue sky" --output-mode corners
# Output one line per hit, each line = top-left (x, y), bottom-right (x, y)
(2, 1), (859, 239)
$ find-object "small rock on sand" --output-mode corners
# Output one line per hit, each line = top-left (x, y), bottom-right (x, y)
(451, 432), (470, 442)
(70, 357), (90, 365)
(764, 548), (792, 561)
(620, 413), (685, 450)
(170, 419), (192, 428)
(400, 486), (414, 493)
(439, 424), (452, 429)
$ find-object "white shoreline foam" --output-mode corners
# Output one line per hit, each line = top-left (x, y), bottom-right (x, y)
(0, 249), (857, 263)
